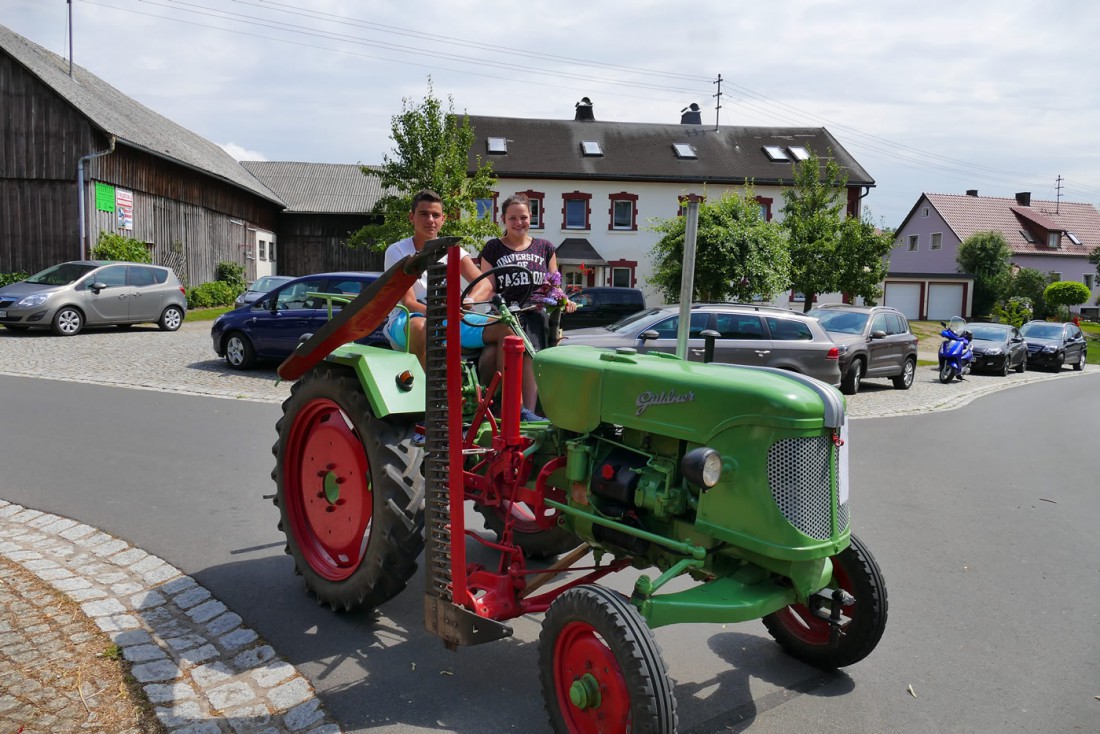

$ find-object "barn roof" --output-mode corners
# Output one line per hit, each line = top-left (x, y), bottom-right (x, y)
(0, 23), (282, 205)
(241, 161), (390, 213)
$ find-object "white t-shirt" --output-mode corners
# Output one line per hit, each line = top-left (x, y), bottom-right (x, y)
(383, 237), (472, 334)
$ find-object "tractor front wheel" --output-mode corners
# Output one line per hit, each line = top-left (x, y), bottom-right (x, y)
(273, 364), (425, 612)
(539, 585), (677, 734)
(762, 533), (888, 669)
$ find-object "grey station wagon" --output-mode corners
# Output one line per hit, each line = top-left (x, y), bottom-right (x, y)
(0, 260), (187, 336)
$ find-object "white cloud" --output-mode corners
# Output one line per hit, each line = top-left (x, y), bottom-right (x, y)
(219, 143), (267, 162)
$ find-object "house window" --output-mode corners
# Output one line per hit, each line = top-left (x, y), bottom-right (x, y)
(1047, 231), (1061, 248)
(788, 146), (809, 161)
(907, 235), (918, 252)
(763, 145), (788, 161)
(518, 190), (545, 229)
(922, 207), (930, 217)
(606, 258), (637, 287)
(565, 270), (585, 288)
(269, 241), (276, 261)
(612, 268), (631, 287)
(1084, 274), (1095, 290)
(756, 196), (773, 221)
(931, 232), (942, 250)
(475, 194), (498, 221)
(1049, 272), (1061, 281)
(487, 137), (507, 154)
(258, 240), (267, 261)
(609, 192), (639, 231)
(562, 191), (591, 229)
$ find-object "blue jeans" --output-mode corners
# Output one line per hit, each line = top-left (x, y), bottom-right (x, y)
(385, 310), (491, 351)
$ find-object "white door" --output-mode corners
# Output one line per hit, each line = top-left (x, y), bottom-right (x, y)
(254, 229), (276, 278)
(927, 284), (965, 321)
(884, 282), (921, 319)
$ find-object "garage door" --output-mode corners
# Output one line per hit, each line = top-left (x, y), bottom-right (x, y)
(884, 283), (921, 319)
(927, 284), (965, 321)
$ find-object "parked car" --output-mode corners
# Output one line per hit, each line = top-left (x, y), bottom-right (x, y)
(807, 304), (918, 395)
(560, 287), (646, 329)
(0, 260), (186, 336)
(1019, 320), (1088, 371)
(968, 322), (1027, 375)
(561, 303), (841, 386)
(235, 275), (294, 308)
(211, 272), (387, 370)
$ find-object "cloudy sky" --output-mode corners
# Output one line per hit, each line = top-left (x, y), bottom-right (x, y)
(7, 0), (1100, 228)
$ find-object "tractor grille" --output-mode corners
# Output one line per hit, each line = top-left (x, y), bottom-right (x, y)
(767, 435), (845, 540)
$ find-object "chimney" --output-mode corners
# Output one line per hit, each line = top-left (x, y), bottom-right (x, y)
(966, 189), (979, 197)
(1015, 192), (1031, 207)
(680, 102), (702, 125)
(574, 97), (594, 121)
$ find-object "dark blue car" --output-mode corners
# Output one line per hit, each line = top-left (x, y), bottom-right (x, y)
(211, 272), (387, 370)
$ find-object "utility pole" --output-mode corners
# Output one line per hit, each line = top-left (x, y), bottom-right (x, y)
(712, 74), (724, 131)
(67, 0), (74, 78)
(1055, 174), (1063, 214)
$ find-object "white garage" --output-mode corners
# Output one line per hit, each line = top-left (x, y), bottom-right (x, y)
(884, 282), (922, 319)
(927, 283), (966, 321)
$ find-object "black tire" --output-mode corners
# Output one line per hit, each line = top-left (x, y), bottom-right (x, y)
(1000, 356), (1011, 376)
(840, 360), (863, 396)
(51, 306), (84, 336)
(1016, 356), (1026, 374)
(224, 331), (256, 370)
(272, 364), (425, 612)
(159, 305), (184, 331)
(891, 357), (916, 390)
(762, 534), (888, 669)
(938, 363), (954, 383)
(1073, 349), (1086, 371)
(475, 503), (579, 559)
(539, 585), (677, 734)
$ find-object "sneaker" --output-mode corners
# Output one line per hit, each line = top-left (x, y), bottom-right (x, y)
(519, 407), (547, 423)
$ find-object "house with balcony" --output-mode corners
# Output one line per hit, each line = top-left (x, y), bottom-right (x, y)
(465, 99), (875, 306)
(886, 190), (1100, 319)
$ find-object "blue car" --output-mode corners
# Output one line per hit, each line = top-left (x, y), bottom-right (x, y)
(211, 272), (387, 370)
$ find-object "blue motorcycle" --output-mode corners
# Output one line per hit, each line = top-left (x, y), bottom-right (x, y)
(938, 317), (974, 383)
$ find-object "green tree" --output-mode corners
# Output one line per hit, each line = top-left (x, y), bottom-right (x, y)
(347, 79), (499, 252)
(648, 188), (790, 303)
(834, 212), (894, 305)
(1008, 267), (1053, 319)
(956, 231), (1012, 316)
(92, 232), (151, 263)
(1043, 280), (1091, 319)
(781, 151), (847, 312)
(1089, 245), (1100, 282)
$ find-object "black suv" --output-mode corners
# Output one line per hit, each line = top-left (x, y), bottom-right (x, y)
(1019, 320), (1088, 371)
(807, 304), (919, 395)
(561, 287), (645, 329)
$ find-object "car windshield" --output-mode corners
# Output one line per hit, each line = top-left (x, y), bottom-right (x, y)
(249, 276), (291, 293)
(808, 309), (869, 334)
(607, 307), (667, 333)
(968, 324), (1010, 341)
(1020, 322), (1063, 339)
(25, 262), (98, 286)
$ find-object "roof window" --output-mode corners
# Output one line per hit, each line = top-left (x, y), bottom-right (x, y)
(487, 137), (507, 154)
(581, 140), (603, 156)
(1067, 232), (1082, 246)
(672, 143), (697, 159)
(1020, 229), (1037, 244)
(763, 145), (788, 162)
(788, 146), (810, 161)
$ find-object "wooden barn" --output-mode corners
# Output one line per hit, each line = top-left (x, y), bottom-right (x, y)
(0, 24), (284, 286)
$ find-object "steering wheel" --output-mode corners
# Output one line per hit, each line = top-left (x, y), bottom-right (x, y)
(460, 265), (538, 328)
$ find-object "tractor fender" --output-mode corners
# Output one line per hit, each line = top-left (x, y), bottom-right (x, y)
(323, 344), (425, 419)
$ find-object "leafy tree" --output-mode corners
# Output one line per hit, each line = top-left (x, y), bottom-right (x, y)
(1043, 280), (1091, 319)
(92, 232), (151, 263)
(648, 188), (790, 303)
(216, 261), (246, 294)
(1008, 267), (1053, 319)
(1089, 245), (1100, 282)
(347, 79), (499, 252)
(834, 212), (894, 305)
(781, 151), (847, 312)
(991, 297), (1033, 328)
(956, 231), (1012, 316)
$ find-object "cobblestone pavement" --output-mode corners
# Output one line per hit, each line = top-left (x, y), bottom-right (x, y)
(0, 321), (1092, 733)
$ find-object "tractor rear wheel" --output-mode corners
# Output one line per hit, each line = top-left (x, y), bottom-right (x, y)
(762, 533), (888, 669)
(476, 503), (578, 560)
(273, 364), (424, 612)
(539, 585), (677, 734)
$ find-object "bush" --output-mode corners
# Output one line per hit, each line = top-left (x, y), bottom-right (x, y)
(92, 232), (151, 263)
(0, 271), (29, 287)
(186, 281), (238, 309)
(216, 261), (246, 292)
(991, 297), (1032, 328)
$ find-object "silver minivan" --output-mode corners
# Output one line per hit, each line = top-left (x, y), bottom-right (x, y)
(0, 260), (187, 335)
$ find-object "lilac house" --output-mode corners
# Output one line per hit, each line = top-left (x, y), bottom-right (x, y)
(886, 191), (1100, 319)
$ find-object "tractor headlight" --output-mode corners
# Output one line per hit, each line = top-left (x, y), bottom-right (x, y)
(681, 447), (721, 489)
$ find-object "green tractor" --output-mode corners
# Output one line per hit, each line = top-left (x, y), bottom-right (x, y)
(272, 238), (887, 733)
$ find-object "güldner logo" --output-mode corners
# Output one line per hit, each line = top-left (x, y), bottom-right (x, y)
(635, 389), (696, 416)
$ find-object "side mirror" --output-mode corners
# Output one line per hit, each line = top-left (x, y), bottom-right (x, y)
(639, 329), (660, 341)
(939, 321), (948, 327)
(90, 281), (107, 293)
(870, 330), (887, 339)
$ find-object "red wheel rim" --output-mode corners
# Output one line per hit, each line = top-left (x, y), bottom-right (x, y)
(772, 559), (855, 645)
(284, 398), (372, 581)
(554, 620), (631, 732)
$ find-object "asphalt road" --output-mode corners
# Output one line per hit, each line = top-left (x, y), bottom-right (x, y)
(0, 371), (1097, 732)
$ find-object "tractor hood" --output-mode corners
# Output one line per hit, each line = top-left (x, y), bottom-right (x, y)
(534, 345), (843, 441)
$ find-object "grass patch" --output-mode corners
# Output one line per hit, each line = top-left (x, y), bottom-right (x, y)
(185, 306), (232, 322)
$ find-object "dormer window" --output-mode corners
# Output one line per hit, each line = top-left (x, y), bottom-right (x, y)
(487, 137), (507, 154)
(763, 145), (788, 161)
(1047, 231), (1061, 248)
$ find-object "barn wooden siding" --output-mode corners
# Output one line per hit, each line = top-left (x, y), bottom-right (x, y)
(276, 213), (384, 276)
